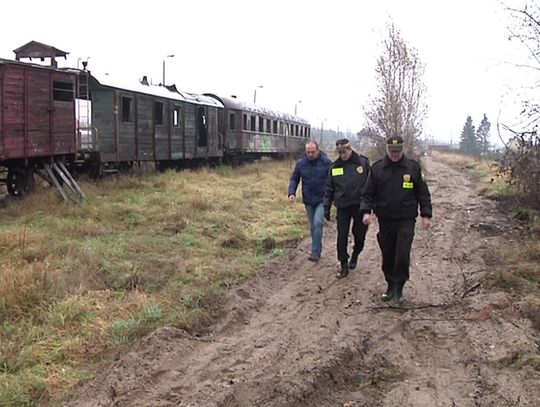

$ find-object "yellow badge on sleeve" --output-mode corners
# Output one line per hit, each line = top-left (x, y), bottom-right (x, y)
(403, 182), (414, 189)
(356, 166), (364, 174)
(332, 167), (344, 176)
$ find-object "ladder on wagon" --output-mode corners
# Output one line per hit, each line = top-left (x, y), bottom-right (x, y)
(39, 161), (86, 202)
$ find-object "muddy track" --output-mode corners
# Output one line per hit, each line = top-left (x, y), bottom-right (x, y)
(65, 157), (540, 407)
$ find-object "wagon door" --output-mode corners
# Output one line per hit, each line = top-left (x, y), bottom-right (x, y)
(51, 74), (76, 154)
(196, 106), (208, 158)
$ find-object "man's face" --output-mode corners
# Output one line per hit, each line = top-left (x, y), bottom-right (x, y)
(305, 143), (319, 160)
(338, 148), (352, 161)
(387, 148), (404, 162)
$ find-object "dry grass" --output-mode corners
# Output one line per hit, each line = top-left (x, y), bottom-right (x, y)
(434, 152), (540, 333)
(432, 151), (514, 198)
(0, 158), (306, 406)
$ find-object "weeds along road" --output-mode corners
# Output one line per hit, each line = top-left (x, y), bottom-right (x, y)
(65, 157), (540, 407)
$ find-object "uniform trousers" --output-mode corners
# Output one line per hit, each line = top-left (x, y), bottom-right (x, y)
(376, 218), (415, 283)
(336, 204), (368, 263)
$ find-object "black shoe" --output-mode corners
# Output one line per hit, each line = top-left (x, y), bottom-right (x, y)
(308, 253), (320, 262)
(336, 262), (349, 279)
(393, 281), (405, 305)
(348, 254), (359, 270)
(380, 281), (394, 301)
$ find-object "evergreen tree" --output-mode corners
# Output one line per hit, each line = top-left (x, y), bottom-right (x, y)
(460, 116), (478, 155)
(476, 114), (491, 156)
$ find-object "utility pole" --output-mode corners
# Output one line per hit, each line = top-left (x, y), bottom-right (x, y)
(253, 85), (263, 104)
(294, 100), (302, 115)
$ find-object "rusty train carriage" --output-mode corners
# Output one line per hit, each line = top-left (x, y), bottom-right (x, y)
(0, 42), (313, 197)
(83, 73), (224, 172)
(206, 94), (310, 162)
(0, 58), (78, 195)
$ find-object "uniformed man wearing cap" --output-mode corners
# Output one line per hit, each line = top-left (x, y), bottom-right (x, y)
(361, 135), (432, 304)
(323, 139), (371, 279)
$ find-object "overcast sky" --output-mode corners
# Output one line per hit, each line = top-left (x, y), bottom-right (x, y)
(1, 0), (532, 144)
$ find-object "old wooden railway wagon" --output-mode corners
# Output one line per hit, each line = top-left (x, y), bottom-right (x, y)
(80, 73), (224, 172)
(0, 40), (313, 197)
(205, 94), (310, 163)
(0, 58), (78, 194)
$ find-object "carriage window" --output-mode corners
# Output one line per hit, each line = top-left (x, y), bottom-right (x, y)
(250, 115), (256, 131)
(53, 81), (73, 102)
(273, 120), (278, 134)
(243, 114), (247, 130)
(259, 117), (264, 132)
(122, 97), (133, 122)
(266, 119), (271, 133)
(229, 112), (236, 130)
(173, 106), (181, 127)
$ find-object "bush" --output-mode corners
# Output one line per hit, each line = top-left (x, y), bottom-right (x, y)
(499, 132), (540, 208)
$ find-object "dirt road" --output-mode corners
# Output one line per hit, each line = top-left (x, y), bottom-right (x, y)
(65, 157), (539, 407)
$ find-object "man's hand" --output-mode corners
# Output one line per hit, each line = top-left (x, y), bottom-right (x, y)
(288, 195), (296, 202)
(362, 213), (372, 225)
(421, 217), (431, 230)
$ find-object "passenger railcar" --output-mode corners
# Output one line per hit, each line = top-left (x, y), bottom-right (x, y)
(77, 72), (224, 174)
(205, 94), (310, 164)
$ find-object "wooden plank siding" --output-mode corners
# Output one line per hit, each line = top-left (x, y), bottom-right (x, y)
(0, 62), (76, 161)
(184, 103), (196, 159)
(2, 65), (25, 157)
(136, 94), (155, 161)
(91, 89), (116, 162)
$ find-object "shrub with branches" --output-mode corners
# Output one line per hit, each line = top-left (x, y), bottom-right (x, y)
(499, 2), (540, 208)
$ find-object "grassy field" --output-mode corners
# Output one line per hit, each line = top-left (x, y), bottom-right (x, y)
(0, 159), (307, 406)
(434, 151), (540, 344)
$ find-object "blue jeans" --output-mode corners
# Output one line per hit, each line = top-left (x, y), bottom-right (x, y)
(305, 203), (325, 256)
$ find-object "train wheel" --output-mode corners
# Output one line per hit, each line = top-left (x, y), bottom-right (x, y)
(7, 168), (35, 197)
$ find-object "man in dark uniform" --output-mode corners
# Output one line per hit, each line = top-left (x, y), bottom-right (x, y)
(324, 139), (370, 279)
(361, 135), (432, 304)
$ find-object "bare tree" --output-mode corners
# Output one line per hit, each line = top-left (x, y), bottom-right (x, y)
(365, 22), (428, 156)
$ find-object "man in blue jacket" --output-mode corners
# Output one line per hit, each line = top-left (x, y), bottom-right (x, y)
(288, 140), (332, 262)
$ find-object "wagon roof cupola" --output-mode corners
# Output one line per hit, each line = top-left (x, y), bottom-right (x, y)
(13, 40), (69, 68)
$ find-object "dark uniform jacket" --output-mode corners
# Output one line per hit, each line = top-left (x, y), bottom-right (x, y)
(360, 155), (432, 220)
(288, 151), (332, 206)
(323, 151), (370, 210)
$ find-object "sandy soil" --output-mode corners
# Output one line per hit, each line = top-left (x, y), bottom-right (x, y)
(64, 157), (540, 407)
